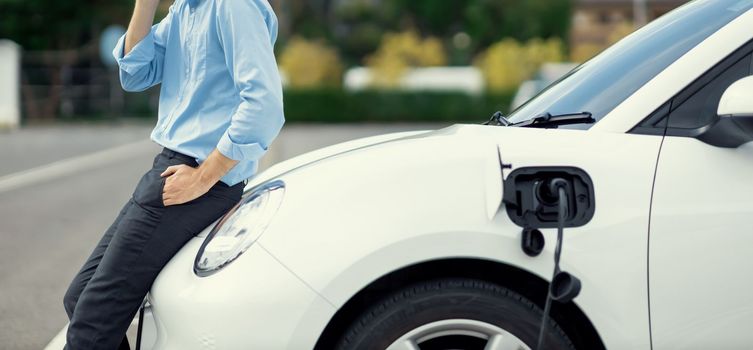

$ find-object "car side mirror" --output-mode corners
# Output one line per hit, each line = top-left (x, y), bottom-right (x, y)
(697, 76), (753, 148)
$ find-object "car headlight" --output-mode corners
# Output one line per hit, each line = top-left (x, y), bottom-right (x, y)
(194, 180), (285, 276)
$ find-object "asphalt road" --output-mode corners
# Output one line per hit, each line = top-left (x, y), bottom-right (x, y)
(0, 122), (445, 350)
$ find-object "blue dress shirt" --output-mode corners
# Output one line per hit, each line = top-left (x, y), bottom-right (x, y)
(113, 0), (284, 186)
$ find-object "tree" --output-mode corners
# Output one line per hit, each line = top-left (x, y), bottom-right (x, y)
(327, 0), (572, 64)
(389, 0), (572, 52)
(0, 0), (133, 50)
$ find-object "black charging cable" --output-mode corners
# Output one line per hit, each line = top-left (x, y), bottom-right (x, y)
(536, 179), (569, 350)
(135, 300), (146, 350)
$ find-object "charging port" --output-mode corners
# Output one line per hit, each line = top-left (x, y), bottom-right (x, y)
(503, 166), (595, 229)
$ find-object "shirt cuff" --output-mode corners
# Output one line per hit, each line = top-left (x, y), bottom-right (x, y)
(112, 32), (156, 75)
(217, 130), (267, 162)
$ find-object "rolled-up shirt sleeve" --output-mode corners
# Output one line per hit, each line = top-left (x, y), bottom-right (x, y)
(215, 0), (285, 162)
(112, 5), (175, 92)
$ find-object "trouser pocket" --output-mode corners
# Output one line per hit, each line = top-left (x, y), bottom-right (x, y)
(134, 153), (194, 208)
(132, 169), (166, 208)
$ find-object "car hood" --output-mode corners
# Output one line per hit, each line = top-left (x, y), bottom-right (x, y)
(247, 129), (432, 187)
(246, 124), (505, 220)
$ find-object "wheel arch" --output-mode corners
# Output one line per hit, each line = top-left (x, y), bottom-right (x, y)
(313, 258), (605, 350)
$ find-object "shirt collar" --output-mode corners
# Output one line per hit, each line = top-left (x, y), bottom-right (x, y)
(187, 0), (201, 9)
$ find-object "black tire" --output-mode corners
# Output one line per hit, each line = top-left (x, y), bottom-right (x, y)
(336, 278), (575, 350)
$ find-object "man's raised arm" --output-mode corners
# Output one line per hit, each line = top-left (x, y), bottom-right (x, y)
(112, 0), (174, 92)
(124, 0), (161, 55)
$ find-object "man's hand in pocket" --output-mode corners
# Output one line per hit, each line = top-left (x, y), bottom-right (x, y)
(160, 149), (238, 206)
(160, 165), (213, 206)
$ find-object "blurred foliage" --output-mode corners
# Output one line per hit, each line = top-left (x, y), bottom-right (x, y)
(278, 0), (334, 40)
(569, 43), (603, 65)
(475, 38), (565, 91)
(286, 0), (572, 65)
(0, 0), (132, 50)
(0, 0), (573, 60)
(392, 0), (571, 46)
(365, 30), (446, 87)
(90, 89), (514, 124)
(283, 89), (514, 123)
(279, 37), (344, 88)
(571, 21), (635, 62)
(331, 0), (395, 64)
(2, 0), (572, 122)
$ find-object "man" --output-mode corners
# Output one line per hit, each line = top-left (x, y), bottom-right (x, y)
(62, 0), (284, 348)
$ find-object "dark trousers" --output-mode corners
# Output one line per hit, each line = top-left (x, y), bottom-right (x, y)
(63, 148), (243, 350)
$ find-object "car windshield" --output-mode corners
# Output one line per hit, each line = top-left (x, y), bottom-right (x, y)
(505, 0), (753, 129)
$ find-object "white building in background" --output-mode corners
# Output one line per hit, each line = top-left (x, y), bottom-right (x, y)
(0, 40), (20, 129)
(343, 66), (485, 95)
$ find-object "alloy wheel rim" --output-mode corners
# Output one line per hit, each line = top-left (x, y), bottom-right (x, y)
(385, 318), (531, 350)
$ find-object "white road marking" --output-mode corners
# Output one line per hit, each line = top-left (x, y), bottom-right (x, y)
(0, 139), (155, 194)
(45, 317), (145, 350)
(43, 324), (67, 350)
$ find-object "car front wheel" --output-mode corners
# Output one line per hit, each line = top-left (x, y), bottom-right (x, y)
(336, 278), (575, 350)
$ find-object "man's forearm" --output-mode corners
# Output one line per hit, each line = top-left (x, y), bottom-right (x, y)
(125, 0), (160, 55)
(197, 149), (240, 187)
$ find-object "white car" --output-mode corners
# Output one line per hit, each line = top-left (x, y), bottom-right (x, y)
(141, 1), (753, 349)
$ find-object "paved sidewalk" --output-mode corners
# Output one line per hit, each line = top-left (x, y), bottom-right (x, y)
(0, 123), (151, 177)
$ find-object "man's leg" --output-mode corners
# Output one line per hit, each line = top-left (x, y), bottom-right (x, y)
(63, 152), (170, 349)
(63, 200), (131, 318)
(63, 200), (134, 350)
(63, 151), (166, 318)
(65, 152), (242, 350)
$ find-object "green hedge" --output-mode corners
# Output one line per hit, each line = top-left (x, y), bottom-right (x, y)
(118, 89), (514, 123)
(283, 89), (515, 123)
